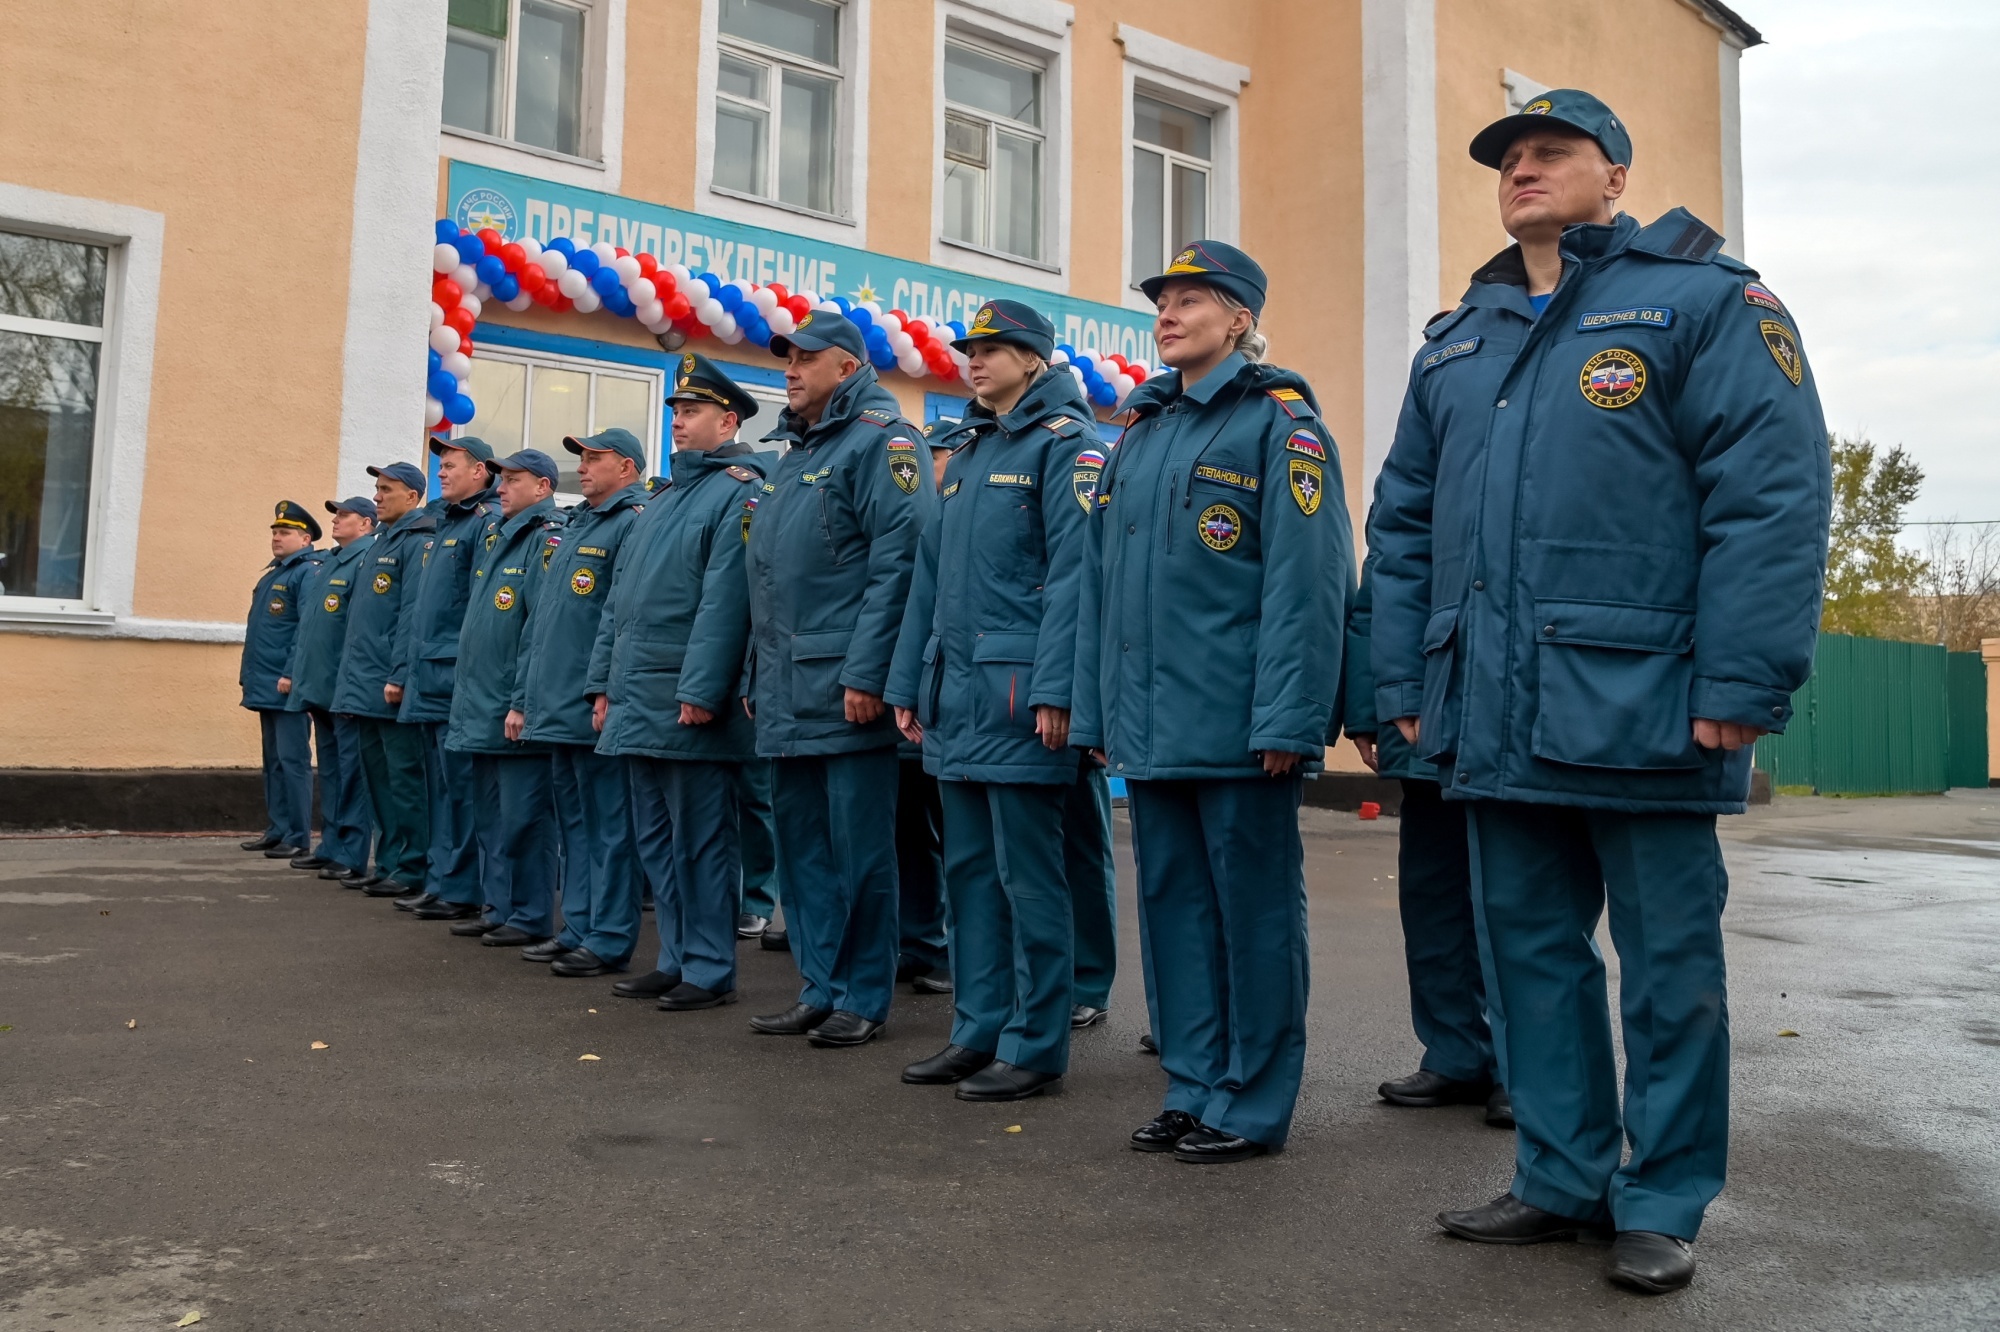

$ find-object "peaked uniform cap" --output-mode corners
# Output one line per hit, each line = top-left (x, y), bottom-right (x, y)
(667, 351), (760, 422)
(1469, 88), (1633, 169)
(952, 298), (1055, 359)
(1139, 239), (1269, 316)
(767, 308), (867, 361)
(272, 499), (322, 541)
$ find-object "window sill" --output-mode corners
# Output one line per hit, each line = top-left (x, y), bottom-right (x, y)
(0, 603), (114, 628)
(443, 126), (605, 171)
(707, 185), (856, 229)
(938, 236), (1063, 276)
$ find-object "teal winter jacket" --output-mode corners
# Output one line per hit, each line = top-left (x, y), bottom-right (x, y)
(284, 532), (376, 713)
(239, 544), (322, 711)
(446, 496), (562, 753)
(515, 481), (649, 745)
(331, 506), (435, 719)
(396, 488), (500, 723)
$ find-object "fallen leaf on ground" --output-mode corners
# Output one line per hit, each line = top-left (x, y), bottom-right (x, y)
(126, 1019), (137, 1030)
(0, 1025), (12, 1033)
(177, 1313), (203, 1327)
(1004, 1125), (1022, 1133)
(578, 1053), (601, 1061)
(310, 1041), (329, 1050)
(1777, 1029), (1800, 1037)
(587, 1008), (598, 1014)
(702, 1137), (716, 1143)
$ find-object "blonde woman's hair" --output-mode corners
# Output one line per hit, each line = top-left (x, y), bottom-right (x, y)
(1213, 290), (1267, 363)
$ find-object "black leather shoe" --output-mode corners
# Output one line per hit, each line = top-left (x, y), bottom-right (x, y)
(264, 844), (307, 860)
(956, 1061), (1063, 1102)
(911, 973), (954, 995)
(1609, 1231), (1695, 1293)
(449, 918), (500, 937)
(1438, 1194), (1612, 1245)
(750, 1002), (832, 1035)
(736, 913), (769, 939)
(289, 854), (329, 870)
(1174, 1127), (1269, 1163)
(1486, 1085), (1516, 1129)
(240, 835), (280, 851)
(1378, 1068), (1495, 1108)
(482, 926), (543, 947)
(318, 863), (355, 881)
(902, 1044), (994, 1085)
(337, 873), (370, 890)
(760, 926), (791, 952)
(550, 948), (614, 977)
(363, 878), (417, 898)
(611, 969), (680, 995)
(1130, 1110), (1201, 1152)
(658, 982), (737, 1011)
(806, 1011), (882, 1047)
(411, 900), (482, 921)
(1139, 1032), (1159, 1056)
(896, 958), (935, 984)
(391, 889), (434, 911)
(1071, 1004), (1109, 1029)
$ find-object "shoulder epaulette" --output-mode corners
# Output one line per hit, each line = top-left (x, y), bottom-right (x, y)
(1041, 414), (1083, 434)
(1664, 217), (1724, 263)
(1267, 387), (1311, 419)
(724, 465), (759, 482)
(859, 408), (896, 427)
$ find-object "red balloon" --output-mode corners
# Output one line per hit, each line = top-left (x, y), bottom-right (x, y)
(444, 305), (476, 335)
(636, 254), (658, 277)
(665, 294), (693, 321)
(766, 283), (790, 304)
(532, 282), (559, 308)
(614, 246), (629, 258)
(653, 271), (677, 297)
(476, 228), (502, 255)
(1128, 363), (1149, 382)
(499, 243), (526, 273)
(432, 277), (463, 309)
(906, 319), (930, 343)
(685, 319), (709, 340)
(1107, 354), (1128, 371)
(517, 263), (546, 293)
(785, 295), (811, 320)
(459, 335), (474, 356)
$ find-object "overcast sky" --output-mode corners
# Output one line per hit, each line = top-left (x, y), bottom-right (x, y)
(1738, 0), (2000, 528)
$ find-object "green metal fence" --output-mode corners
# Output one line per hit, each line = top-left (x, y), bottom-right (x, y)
(1753, 633), (1988, 796)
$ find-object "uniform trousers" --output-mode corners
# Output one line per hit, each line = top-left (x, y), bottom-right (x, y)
(353, 716), (428, 886)
(1127, 774), (1309, 1148)
(896, 758), (949, 973)
(1064, 760), (1117, 1010)
(421, 721), (482, 906)
(1466, 800), (1730, 1240)
(469, 752), (558, 937)
(307, 710), (372, 872)
(734, 758), (780, 921)
(552, 744), (644, 966)
(255, 708), (314, 849)
(1398, 779), (1495, 1082)
(628, 757), (741, 993)
(772, 748), (900, 1023)
(939, 779), (1073, 1075)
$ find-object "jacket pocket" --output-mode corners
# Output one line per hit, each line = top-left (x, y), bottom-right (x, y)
(1530, 599), (1703, 770)
(1416, 604), (1461, 763)
(790, 627), (852, 721)
(971, 631), (1039, 737)
(916, 634), (943, 729)
(415, 654), (457, 704)
(617, 640), (688, 713)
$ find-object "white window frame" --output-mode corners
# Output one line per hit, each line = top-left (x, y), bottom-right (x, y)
(440, 0), (627, 192)
(0, 185), (163, 635)
(930, 0), (1073, 290)
(940, 35), (1051, 267)
(442, 345), (664, 506)
(1127, 89), (1218, 293)
(1114, 25), (1247, 315)
(697, 0), (869, 246)
(1501, 68), (1552, 115)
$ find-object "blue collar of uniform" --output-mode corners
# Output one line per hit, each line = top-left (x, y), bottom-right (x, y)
(766, 364), (889, 446)
(994, 365), (1092, 433)
(1179, 350), (1250, 404)
(668, 443), (752, 486)
(444, 485), (496, 518)
(589, 480), (648, 514)
(380, 507), (427, 537)
(278, 544), (316, 569)
(1557, 212), (1639, 266)
(500, 495), (557, 539)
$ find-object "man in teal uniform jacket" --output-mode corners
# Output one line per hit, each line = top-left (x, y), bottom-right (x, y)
(744, 313), (934, 1047)
(1370, 91), (1830, 1292)
(238, 500), (323, 859)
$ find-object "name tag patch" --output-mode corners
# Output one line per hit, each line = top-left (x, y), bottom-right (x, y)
(1576, 306), (1674, 332)
(1421, 337), (1482, 373)
(986, 472), (1035, 487)
(1193, 464), (1259, 492)
(942, 480), (961, 499)
(578, 546), (608, 557)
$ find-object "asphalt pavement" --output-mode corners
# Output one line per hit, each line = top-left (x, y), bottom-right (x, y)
(2, 792), (1997, 1330)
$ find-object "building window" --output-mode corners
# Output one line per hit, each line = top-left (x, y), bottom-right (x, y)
(454, 350), (661, 498)
(0, 229), (107, 603)
(714, 0), (842, 215)
(941, 39), (1045, 263)
(444, 0), (593, 160)
(1130, 93), (1212, 289)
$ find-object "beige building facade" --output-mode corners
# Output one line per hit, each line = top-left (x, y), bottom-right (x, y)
(0, 0), (1759, 778)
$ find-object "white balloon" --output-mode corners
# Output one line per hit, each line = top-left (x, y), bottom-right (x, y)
(506, 293), (534, 312)
(430, 324), (463, 355)
(717, 313), (739, 338)
(637, 300), (665, 325)
(1049, 348), (1069, 365)
(452, 263), (479, 292)
(613, 255), (641, 281)
(627, 278), (657, 306)
(441, 351), (472, 380)
(751, 286), (779, 314)
(557, 270), (589, 299)
(517, 236), (542, 259)
(719, 325), (745, 345)
(728, 279), (753, 297)
(817, 300), (843, 315)
(539, 249), (569, 278)
(889, 331), (914, 357)
(429, 302), (446, 329)
(859, 301), (882, 318)
(1069, 365), (1087, 386)
(796, 290), (819, 307)
(425, 395), (445, 427)
(460, 293), (482, 320)
(878, 313), (902, 337)
(590, 242), (619, 266)
(897, 349), (925, 376)
(671, 264), (693, 285)
(433, 243), (460, 274)
(697, 298), (726, 326)
(1114, 373), (1135, 397)
(767, 308), (795, 336)
(572, 288), (602, 314)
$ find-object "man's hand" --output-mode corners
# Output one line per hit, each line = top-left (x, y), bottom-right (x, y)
(895, 706), (923, 745)
(679, 702), (715, 726)
(1035, 705), (1071, 751)
(591, 694), (608, 733)
(276, 677), (292, 696)
(742, 696), (756, 720)
(1261, 749), (1303, 777)
(504, 708), (526, 742)
(384, 682), (404, 706)
(1693, 718), (1766, 751)
(1350, 733), (1378, 773)
(844, 688), (885, 725)
(1090, 749), (1108, 768)
(1392, 717), (1419, 745)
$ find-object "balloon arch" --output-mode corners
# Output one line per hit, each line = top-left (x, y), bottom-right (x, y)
(424, 220), (1154, 431)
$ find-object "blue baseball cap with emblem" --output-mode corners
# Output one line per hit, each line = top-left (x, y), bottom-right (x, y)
(495, 448), (560, 485)
(768, 308), (867, 362)
(1470, 88), (1633, 170)
(952, 298), (1055, 359)
(1139, 240), (1269, 317)
(563, 427), (647, 469)
(271, 499), (322, 541)
(429, 433), (499, 472)
(325, 495), (378, 520)
(366, 460), (426, 493)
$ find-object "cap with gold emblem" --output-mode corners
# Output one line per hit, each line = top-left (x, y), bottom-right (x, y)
(271, 499), (323, 541)
(666, 351), (760, 422)
(1469, 88), (1632, 170)
(951, 298), (1055, 359)
(1140, 240), (1269, 317)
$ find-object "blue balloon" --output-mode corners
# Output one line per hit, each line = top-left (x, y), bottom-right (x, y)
(849, 306), (873, 331)
(591, 267), (623, 297)
(571, 249), (601, 277)
(434, 219), (459, 245)
(610, 292), (637, 318)
(947, 321), (967, 341)
(491, 274), (520, 302)
(443, 393), (477, 425)
(453, 234), (484, 266)
(717, 285), (743, 311)
(1056, 343), (1076, 362)
(870, 344), (895, 370)
(546, 236), (576, 258)
(1093, 383), (1117, 407)
(428, 369), (458, 402)
(698, 272), (723, 297)
(830, 295), (852, 314)
(428, 348), (442, 374)
(475, 255), (507, 286)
